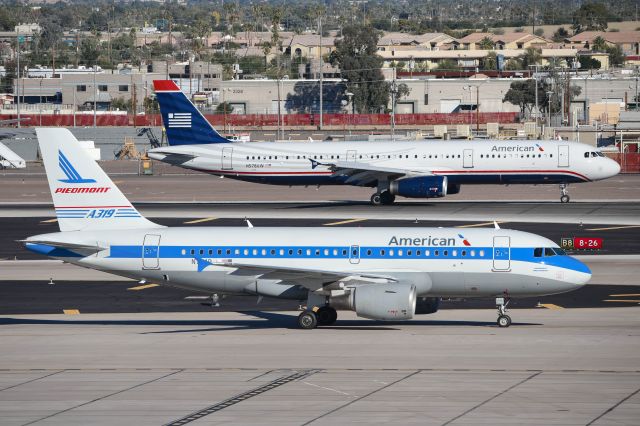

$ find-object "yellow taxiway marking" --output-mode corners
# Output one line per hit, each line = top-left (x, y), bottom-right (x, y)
(585, 225), (640, 231)
(604, 299), (640, 303)
(538, 303), (564, 310)
(457, 221), (505, 228)
(184, 217), (217, 224)
(63, 309), (80, 315)
(323, 218), (367, 226)
(127, 283), (159, 291)
(40, 218), (58, 223)
(609, 293), (640, 297)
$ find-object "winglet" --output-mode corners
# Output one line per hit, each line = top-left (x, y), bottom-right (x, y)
(494, 221), (501, 229)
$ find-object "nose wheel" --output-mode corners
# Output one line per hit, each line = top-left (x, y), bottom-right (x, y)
(560, 184), (570, 203)
(496, 296), (512, 328)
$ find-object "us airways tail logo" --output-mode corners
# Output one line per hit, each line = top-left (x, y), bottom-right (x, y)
(458, 234), (471, 246)
(58, 150), (96, 183)
(167, 112), (191, 128)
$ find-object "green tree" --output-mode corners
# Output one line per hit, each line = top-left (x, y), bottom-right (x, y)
(534, 28), (545, 37)
(80, 37), (100, 65)
(572, 2), (609, 33)
(579, 56), (602, 70)
(329, 24), (389, 114)
(503, 80), (544, 116)
(481, 51), (498, 70)
(111, 97), (133, 112)
(552, 27), (569, 42)
(215, 102), (234, 114)
(607, 45), (625, 67)
(478, 36), (494, 50)
(520, 47), (542, 68)
(436, 59), (460, 71)
(592, 36), (608, 51)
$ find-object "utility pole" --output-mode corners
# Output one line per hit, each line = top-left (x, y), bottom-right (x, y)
(16, 28), (20, 128)
(318, 15), (323, 130)
(93, 64), (97, 128)
(391, 67), (396, 140)
(476, 85), (480, 133)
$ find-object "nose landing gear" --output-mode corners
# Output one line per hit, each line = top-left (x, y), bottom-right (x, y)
(560, 184), (570, 203)
(496, 296), (512, 327)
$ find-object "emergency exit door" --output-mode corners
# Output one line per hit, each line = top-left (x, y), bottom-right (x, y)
(463, 149), (474, 168)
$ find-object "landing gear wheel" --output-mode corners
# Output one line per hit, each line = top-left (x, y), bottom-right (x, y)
(380, 191), (396, 205)
(298, 311), (318, 329)
(370, 193), (382, 206)
(560, 194), (570, 203)
(316, 306), (338, 326)
(497, 315), (512, 328)
(559, 184), (570, 203)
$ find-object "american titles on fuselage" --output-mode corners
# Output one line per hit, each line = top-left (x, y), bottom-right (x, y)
(388, 236), (457, 246)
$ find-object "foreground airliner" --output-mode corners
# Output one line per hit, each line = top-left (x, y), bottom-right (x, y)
(148, 80), (620, 205)
(25, 128), (590, 328)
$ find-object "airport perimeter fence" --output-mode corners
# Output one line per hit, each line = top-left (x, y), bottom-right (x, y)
(606, 152), (640, 173)
(0, 112), (519, 128)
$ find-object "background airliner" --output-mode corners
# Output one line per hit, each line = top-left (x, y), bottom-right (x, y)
(149, 80), (620, 205)
(25, 128), (590, 328)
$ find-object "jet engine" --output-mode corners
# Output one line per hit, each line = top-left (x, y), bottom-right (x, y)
(389, 176), (448, 198)
(414, 297), (440, 314)
(331, 283), (417, 320)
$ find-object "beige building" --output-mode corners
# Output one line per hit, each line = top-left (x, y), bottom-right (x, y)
(457, 32), (549, 50)
(567, 31), (640, 56)
(377, 32), (456, 51)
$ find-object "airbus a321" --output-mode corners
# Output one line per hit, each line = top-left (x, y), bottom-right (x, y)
(25, 128), (591, 328)
(148, 80), (620, 205)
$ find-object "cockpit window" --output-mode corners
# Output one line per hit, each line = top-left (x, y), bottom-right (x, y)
(544, 248), (556, 257)
(534, 248), (543, 257)
(553, 248), (566, 255)
(585, 151), (603, 158)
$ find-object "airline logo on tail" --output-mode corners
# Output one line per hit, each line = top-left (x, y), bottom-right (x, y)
(168, 112), (192, 128)
(458, 234), (472, 246)
(535, 144), (545, 152)
(58, 150), (96, 183)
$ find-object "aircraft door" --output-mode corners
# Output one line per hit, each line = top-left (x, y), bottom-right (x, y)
(346, 150), (357, 162)
(558, 145), (569, 167)
(142, 234), (161, 270)
(492, 236), (511, 271)
(349, 245), (360, 264)
(463, 149), (474, 168)
(222, 147), (234, 170)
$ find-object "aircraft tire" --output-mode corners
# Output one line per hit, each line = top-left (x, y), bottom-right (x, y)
(316, 306), (337, 326)
(380, 191), (395, 205)
(298, 311), (318, 329)
(560, 195), (570, 203)
(497, 315), (512, 328)
(370, 193), (383, 206)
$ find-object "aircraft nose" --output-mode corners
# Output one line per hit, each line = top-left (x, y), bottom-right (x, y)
(567, 256), (591, 287)
(609, 158), (621, 176)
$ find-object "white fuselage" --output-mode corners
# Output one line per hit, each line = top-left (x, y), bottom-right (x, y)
(27, 227), (590, 299)
(149, 139), (620, 187)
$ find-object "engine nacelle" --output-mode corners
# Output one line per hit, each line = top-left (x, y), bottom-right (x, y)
(447, 183), (461, 195)
(390, 176), (448, 198)
(331, 283), (417, 320)
(415, 297), (440, 315)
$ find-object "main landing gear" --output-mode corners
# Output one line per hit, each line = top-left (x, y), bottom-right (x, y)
(297, 306), (338, 329)
(496, 296), (512, 328)
(560, 183), (570, 203)
(370, 191), (395, 206)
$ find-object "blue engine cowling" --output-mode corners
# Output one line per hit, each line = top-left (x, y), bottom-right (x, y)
(390, 176), (448, 198)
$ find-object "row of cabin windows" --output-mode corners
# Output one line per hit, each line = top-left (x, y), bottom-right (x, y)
(480, 153), (552, 159)
(182, 247), (486, 258)
(244, 154), (465, 161)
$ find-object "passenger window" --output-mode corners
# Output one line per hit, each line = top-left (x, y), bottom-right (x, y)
(367, 249), (372, 256)
(425, 250), (430, 256)
(279, 249), (284, 255)
(244, 249), (248, 255)
(181, 249), (186, 255)
(461, 250), (466, 256)
(217, 249), (222, 255)
(252, 249), (257, 255)
(315, 249), (320, 256)
(333, 249), (338, 256)
(190, 249), (195, 255)
(342, 249), (347, 256)
(398, 249), (403, 256)
(208, 249), (213, 255)
(389, 250), (394, 256)
(288, 249), (293, 255)
(407, 250), (412, 256)
(306, 249), (311, 256)
(584, 152), (589, 158)
(226, 249), (231, 255)
(261, 249), (266, 255)
(381, 249), (386, 255)
(298, 249), (302, 255)
(479, 250), (485, 257)
(324, 249), (329, 256)
(452, 250), (457, 256)
(416, 250), (421, 255)
(199, 249), (204, 255)
(434, 250), (439, 256)
(443, 250), (448, 256)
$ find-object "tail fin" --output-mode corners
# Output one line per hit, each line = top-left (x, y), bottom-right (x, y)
(36, 128), (161, 232)
(153, 80), (230, 145)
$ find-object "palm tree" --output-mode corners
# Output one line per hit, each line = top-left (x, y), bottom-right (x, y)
(478, 36), (494, 50)
(592, 36), (608, 52)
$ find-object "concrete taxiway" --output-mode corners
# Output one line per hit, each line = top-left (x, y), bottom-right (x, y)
(0, 309), (639, 425)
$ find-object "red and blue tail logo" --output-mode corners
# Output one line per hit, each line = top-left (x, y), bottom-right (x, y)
(535, 143), (544, 152)
(458, 234), (471, 246)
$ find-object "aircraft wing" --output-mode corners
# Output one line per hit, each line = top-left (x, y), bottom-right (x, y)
(208, 259), (397, 291)
(311, 159), (433, 186)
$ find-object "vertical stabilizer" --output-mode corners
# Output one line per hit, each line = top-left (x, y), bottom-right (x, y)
(153, 80), (230, 145)
(36, 128), (161, 231)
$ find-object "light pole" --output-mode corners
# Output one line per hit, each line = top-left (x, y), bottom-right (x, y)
(93, 64), (97, 128)
(16, 28), (20, 128)
(546, 90), (553, 127)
